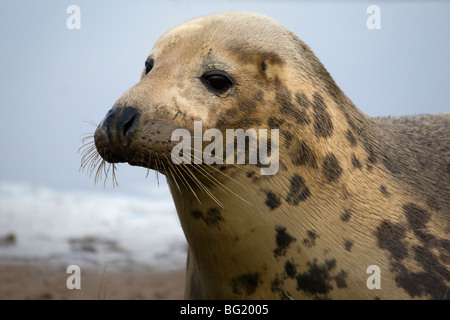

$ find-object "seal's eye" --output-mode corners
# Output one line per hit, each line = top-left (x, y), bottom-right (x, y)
(144, 58), (154, 75)
(201, 71), (233, 94)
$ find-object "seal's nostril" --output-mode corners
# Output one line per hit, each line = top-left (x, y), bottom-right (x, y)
(122, 114), (137, 137)
(116, 107), (141, 139)
(99, 106), (141, 147)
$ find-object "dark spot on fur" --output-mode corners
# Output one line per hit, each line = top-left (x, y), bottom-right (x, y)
(346, 130), (357, 147)
(323, 153), (343, 182)
(231, 272), (261, 296)
(219, 165), (226, 171)
(375, 203), (450, 299)
(425, 195), (442, 214)
(352, 155), (362, 169)
(392, 248), (450, 300)
(303, 230), (318, 248)
(191, 208), (223, 226)
(239, 94), (258, 113)
(261, 51), (284, 66)
(334, 270), (348, 289)
(439, 239), (450, 264)
(341, 209), (352, 222)
(307, 230), (318, 239)
(398, 203), (450, 298)
(276, 82), (310, 125)
(274, 226), (296, 258)
(227, 46), (284, 68)
(215, 90), (263, 128)
(295, 93), (311, 109)
(271, 276), (292, 300)
(275, 82), (292, 106)
(204, 208), (223, 226)
(246, 171), (255, 178)
(286, 174), (311, 205)
(312, 92), (333, 138)
(344, 239), (354, 252)
(291, 141), (317, 168)
(380, 185), (390, 197)
(325, 259), (336, 270)
(296, 259), (336, 296)
(366, 145), (378, 165)
(403, 203), (430, 231)
(271, 276), (283, 293)
(281, 131), (293, 149)
(280, 104), (310, 125)
(285, 260), (297, 278)
(268, 116), (285, 128)
(191, 210), (203, 220)
(376, 221), (408, 260)
(265, 191), (281, 210)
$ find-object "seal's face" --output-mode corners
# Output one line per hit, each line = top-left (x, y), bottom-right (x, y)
(92, 13), (306, 175)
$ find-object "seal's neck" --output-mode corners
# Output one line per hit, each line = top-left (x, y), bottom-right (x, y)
(165, 92), (441, 299)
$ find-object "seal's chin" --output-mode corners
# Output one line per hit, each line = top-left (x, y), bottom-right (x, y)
(93, 132), (127, 164)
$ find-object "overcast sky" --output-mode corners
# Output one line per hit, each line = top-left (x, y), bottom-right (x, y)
(0, 1), (448, 194)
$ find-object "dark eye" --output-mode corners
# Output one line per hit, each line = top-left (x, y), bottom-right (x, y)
(201, 70), (233, 94)
(144, 58), (154, 75)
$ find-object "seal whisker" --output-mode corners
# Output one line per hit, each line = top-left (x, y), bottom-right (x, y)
(166, 163), (183, 196)
(78, 134), (117, 187)
(93, 158), (105, 184)
(193, 166), (250, 204)
(189, 145), (249, 174)
(159, 157), (170, 179)
(184, 146), (255, 205)
(100, 160), (118, 188)
(190, 166), (225, 206)
(176, 146), (254, 206)
(80, 145), (100, 174)
(201, 165), (254, 206)
(171, 148), (225, 206)
(80, 146), (99, 172)
(79, 137), (96, 164)
(162, 153), (189, 191)
(154, 153), (162, 187)
(189, 163), (253, 206)
(82, 119), (99, 127)
(176, 163), (203, 204)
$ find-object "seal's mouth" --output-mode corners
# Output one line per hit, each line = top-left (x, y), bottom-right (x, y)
(79, 108), (237, 205)
(94, 106), (183, 166)
(83, 105), (184, 178)
(80, 107), (265, 206)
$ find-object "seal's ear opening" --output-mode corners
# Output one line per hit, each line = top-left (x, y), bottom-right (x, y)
(201, 70), (233, 94)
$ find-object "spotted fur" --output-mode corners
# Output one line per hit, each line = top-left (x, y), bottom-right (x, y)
(90, 12), (450, 299)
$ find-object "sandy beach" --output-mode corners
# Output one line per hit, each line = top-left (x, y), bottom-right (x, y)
(0, 182), (187, 300)
(0, 260), (185, 300)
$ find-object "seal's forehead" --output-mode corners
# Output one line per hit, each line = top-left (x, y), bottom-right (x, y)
(152, 12), (294, 59)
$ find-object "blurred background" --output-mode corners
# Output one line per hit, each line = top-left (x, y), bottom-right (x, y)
(0, 0), (449, 273)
